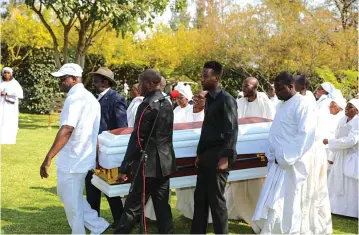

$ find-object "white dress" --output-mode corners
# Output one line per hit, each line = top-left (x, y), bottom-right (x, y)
(0, 78), (23, 144)
(298, 90), (333, 234)
(227, 93), (274, 225)
(327, 115), (358, 218)
(252, 94), (316, 234)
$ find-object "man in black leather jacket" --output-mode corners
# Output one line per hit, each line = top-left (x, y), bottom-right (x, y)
(114, 69), (176, 234)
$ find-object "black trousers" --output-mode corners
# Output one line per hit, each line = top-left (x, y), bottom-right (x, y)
(114, 176), (174, 234)
(191, 166), (229, 234)
(85, 171), (123, 221)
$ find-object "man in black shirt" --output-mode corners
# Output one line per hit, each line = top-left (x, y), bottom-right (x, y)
(191, 61), (238, 234)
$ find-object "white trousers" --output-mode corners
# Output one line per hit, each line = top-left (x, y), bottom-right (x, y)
(57, 169), (109, 234)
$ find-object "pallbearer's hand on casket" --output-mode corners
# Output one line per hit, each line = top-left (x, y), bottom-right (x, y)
(217, 157), (228, 172)
(195, 156), (200, 168)
(117, 172), (128, 182)
(323, 139), (328, 145)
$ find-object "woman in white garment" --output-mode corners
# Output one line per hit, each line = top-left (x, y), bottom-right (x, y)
(0, 67), (23, 144)
(173, 84), (193, 123)
(315, 82), (335, 113)
(324, 99), (359, 218)
(175, 90), (213, 223)
(297, 75), (333, 234)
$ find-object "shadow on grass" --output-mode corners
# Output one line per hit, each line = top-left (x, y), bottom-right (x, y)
(1, 207), (71, 234)
(30, 186), (57, 196)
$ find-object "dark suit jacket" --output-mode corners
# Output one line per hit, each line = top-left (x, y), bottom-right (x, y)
(119, 89), (177, 178)
(98, 88), (128, 133)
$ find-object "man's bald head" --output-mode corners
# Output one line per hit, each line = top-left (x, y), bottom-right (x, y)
(242, 77), (259, 99)
(138, 68), (162, 96)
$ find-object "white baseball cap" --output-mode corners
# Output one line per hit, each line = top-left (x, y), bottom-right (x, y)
(51, 63), (83, 77)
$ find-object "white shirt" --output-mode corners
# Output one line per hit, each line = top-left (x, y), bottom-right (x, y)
(192, 109), (204, 122)
(97, 88), (110, 101)
(127, 96), (144, 127)
(245, 99), (263, 117)
(56, 83), (101, 173)
(173, 104), (193, 123)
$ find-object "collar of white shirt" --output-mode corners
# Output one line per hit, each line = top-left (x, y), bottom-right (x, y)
(67, 83), (84, 97)
(97, 88), (110, 101)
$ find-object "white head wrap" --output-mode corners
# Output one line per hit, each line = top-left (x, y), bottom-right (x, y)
(2, 67), (13, 76)
(174, 83), (193, 100)
(331, 89), (346, 110)
(348, 98), (359, 111)
(320, 82), (335, 98)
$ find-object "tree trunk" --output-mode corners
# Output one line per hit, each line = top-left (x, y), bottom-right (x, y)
(53, 46), (62, 69)
(75, 25), (87, 68)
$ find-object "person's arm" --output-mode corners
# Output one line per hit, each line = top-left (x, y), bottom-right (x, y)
(4, 80), (24, 99)
(114, 96), (128, 128)
(218, 96), (238, 170)
(40, 125), (73, 178)
(40, 99), (82, 178)
(118, 102), (158, 180)
(326, 126), (358, 149)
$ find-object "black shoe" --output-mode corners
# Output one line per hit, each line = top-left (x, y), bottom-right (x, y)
(111, 220), (120, 229)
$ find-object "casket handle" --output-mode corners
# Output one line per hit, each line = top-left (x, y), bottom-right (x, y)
(257, 153), (266, 162)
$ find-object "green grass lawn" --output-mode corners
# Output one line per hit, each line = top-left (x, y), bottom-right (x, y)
(1, 113), (358, 234)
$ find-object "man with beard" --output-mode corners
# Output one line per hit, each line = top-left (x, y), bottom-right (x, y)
(252, 72), (316, 234)
(88, 67), (127, 229)
(226, 76), (274, 228)
(191, 61), (238, 234)
(40, 63), (109, 234)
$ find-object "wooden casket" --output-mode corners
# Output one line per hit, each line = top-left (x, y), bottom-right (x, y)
(92, 117), (271, 197)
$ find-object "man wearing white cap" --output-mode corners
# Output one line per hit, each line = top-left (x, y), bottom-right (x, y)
(315, 82), (335, 112)
(173, 83), (193, 123)
(39, 63), (109, 234)
(0, 67), (23, 144)
(324, 99), (359, 218)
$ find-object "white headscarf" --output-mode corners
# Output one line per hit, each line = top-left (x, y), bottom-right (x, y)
(2, 67), (13, 76)
(175, 84), (193, 100)
(331, 89), (346, 110)
(321, 82), (335, 98)
(348, 98), (359, 111)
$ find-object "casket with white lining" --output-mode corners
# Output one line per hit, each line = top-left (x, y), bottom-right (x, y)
(92, 117), (271, 197)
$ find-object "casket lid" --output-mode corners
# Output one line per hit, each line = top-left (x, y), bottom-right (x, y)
(110, 117), (272, 135)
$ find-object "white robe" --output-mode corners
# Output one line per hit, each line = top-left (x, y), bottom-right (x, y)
(269, 96), (280, 109)
(173, 104), (193, 123)
(327, 115), (358, 218)
(227, 92), (274, 225)
(316, 94), (332, 114)
(252, 94), (316, 234)
(300, 90), (316, 111)
(299, 100), (333, 234)
(237, 92), (275, 119)
(0, 78), (23, 144)
(126, 96), (144, 127)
